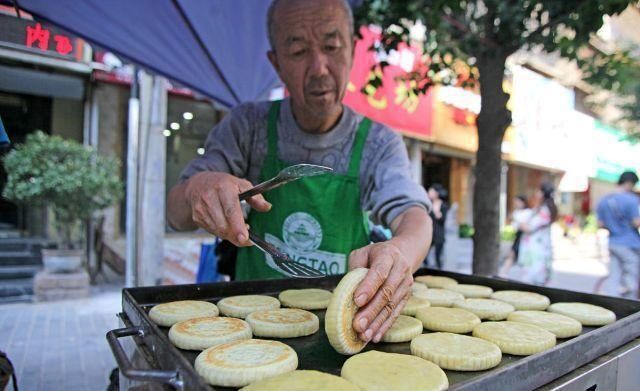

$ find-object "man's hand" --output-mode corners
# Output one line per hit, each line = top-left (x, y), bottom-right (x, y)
(348, 206), (432, 343)
(182, 172), (271, 246)
(349, 241), (413, 343)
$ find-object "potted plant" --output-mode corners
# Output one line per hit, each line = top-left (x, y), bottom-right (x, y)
(2, 131), (123, 272)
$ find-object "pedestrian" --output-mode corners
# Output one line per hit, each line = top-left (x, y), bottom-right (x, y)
(513, 182), (557, 285)
(596, 171), (640, 299)
(426, 183), (448, 269)
(499, 195), (531, 277)
(167, 0), (432, 344)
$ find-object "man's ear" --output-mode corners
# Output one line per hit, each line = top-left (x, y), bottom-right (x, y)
(267, 50), (280, 74)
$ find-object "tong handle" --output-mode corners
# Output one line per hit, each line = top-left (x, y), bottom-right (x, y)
(238, 176), (284, 201)
(247, 229), (290, 260)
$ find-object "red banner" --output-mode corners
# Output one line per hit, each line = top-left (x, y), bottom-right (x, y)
(343, 27), (433, 139)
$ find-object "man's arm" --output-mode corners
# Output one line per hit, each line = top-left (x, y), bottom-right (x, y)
(632, 202), (640, 228)
(629, 195), (640, 229)
(349, 206), (432, 343)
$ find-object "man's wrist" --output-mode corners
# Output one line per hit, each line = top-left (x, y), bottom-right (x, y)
(388, 236), (423, 272)
(388, 206), (431, 272)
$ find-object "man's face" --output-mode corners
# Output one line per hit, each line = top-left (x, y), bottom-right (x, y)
(268, 0), (354, 124)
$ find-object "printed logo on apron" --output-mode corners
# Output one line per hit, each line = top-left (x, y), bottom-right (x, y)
(264, 212), (347, 275)
(283, 212), (323, 252)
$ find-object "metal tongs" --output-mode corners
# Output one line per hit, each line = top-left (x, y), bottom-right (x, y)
(238, 164), (332, 278)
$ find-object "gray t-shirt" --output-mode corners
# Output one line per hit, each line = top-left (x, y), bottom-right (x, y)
(180, 98), (430, 228)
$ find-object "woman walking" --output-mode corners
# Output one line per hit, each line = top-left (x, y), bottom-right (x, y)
(514, 182), (558, 285)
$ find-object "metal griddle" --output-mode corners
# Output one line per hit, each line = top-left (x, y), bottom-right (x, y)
(107, 269), (640, 390)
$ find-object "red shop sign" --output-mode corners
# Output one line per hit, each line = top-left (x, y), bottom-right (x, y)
(25, 22), (75, 56)
(343, 27), (433, 139)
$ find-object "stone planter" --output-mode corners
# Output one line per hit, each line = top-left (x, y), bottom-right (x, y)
(33, 269), (90, 301)
(41, 249), (84, 273)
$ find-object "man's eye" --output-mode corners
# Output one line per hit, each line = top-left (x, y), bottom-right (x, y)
(292, 49), (307, 57)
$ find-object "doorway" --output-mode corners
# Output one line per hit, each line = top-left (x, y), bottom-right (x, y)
(0, 91), (51, 234)
(422, 153), (451, 191)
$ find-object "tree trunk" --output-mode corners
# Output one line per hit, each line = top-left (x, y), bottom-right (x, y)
(472, 52), (511, 276)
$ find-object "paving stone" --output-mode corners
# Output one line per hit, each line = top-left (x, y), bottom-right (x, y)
(34, 270), (90, 289)
(33, 270), (91, 302)
(35, 287), (90, 302)
(64, 376), (89, 390)
(2, 285), (121, 390)
(18, 376), (40, 391)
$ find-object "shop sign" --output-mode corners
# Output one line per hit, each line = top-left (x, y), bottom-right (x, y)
(429, 86), (478, 152)
(438, 86), (480, 114)
(437, 85), (480, 127)
(510, 65), (576, 171)
(558, 111), (595, 192)
(511, 66), (640, 187)
(0, 13), (79, 58)
(592, 121), (640, 183)
(25, 23), (73, 55)
(343, 27), (433, 139)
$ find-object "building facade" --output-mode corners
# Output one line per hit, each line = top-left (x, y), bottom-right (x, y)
(0, 7), (91, 238)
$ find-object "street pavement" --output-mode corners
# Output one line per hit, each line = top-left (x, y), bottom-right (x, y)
(440, 225), (611, 294)
(546, 229), (610, 294)
(0, 283), (120, 391)
(0, 225), (616, 391)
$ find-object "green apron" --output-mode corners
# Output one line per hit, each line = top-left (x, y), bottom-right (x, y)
(235, 100), (372, 280)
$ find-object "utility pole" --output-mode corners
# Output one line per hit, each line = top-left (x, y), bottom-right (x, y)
(125, 67), (140, 288)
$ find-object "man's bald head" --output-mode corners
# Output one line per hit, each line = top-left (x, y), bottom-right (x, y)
(267, 0), (354, 50)
(265, 0), (356, 133)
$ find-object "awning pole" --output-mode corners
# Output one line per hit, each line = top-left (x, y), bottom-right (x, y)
(125, 68), (140, 288)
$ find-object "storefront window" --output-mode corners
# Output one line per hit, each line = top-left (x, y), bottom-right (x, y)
(164, 95), (224, 227)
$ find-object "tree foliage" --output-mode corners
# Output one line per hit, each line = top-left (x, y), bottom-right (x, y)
(3, 131), (123, 249)
(355, 1), (633, 89)
(581, 47), (640, 139)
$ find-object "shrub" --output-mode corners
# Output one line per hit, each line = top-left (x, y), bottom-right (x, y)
(459, 223), (475, 238)
(2, 131), (123, 249)
(501, 225), (517, 242)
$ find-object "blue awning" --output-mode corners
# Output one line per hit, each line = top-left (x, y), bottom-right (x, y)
(14, 0), (282, 107)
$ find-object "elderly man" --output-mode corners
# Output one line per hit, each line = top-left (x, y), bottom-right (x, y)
(167, 0), (432, 344)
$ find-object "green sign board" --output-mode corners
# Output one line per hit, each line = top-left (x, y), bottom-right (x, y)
(593, 121), (639, 184)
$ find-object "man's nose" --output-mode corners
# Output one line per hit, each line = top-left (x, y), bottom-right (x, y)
(309, 47), (330, 76)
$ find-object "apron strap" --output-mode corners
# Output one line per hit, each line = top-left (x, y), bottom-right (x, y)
(266, 100), (281, 160)
(347, 117), (372, 177)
